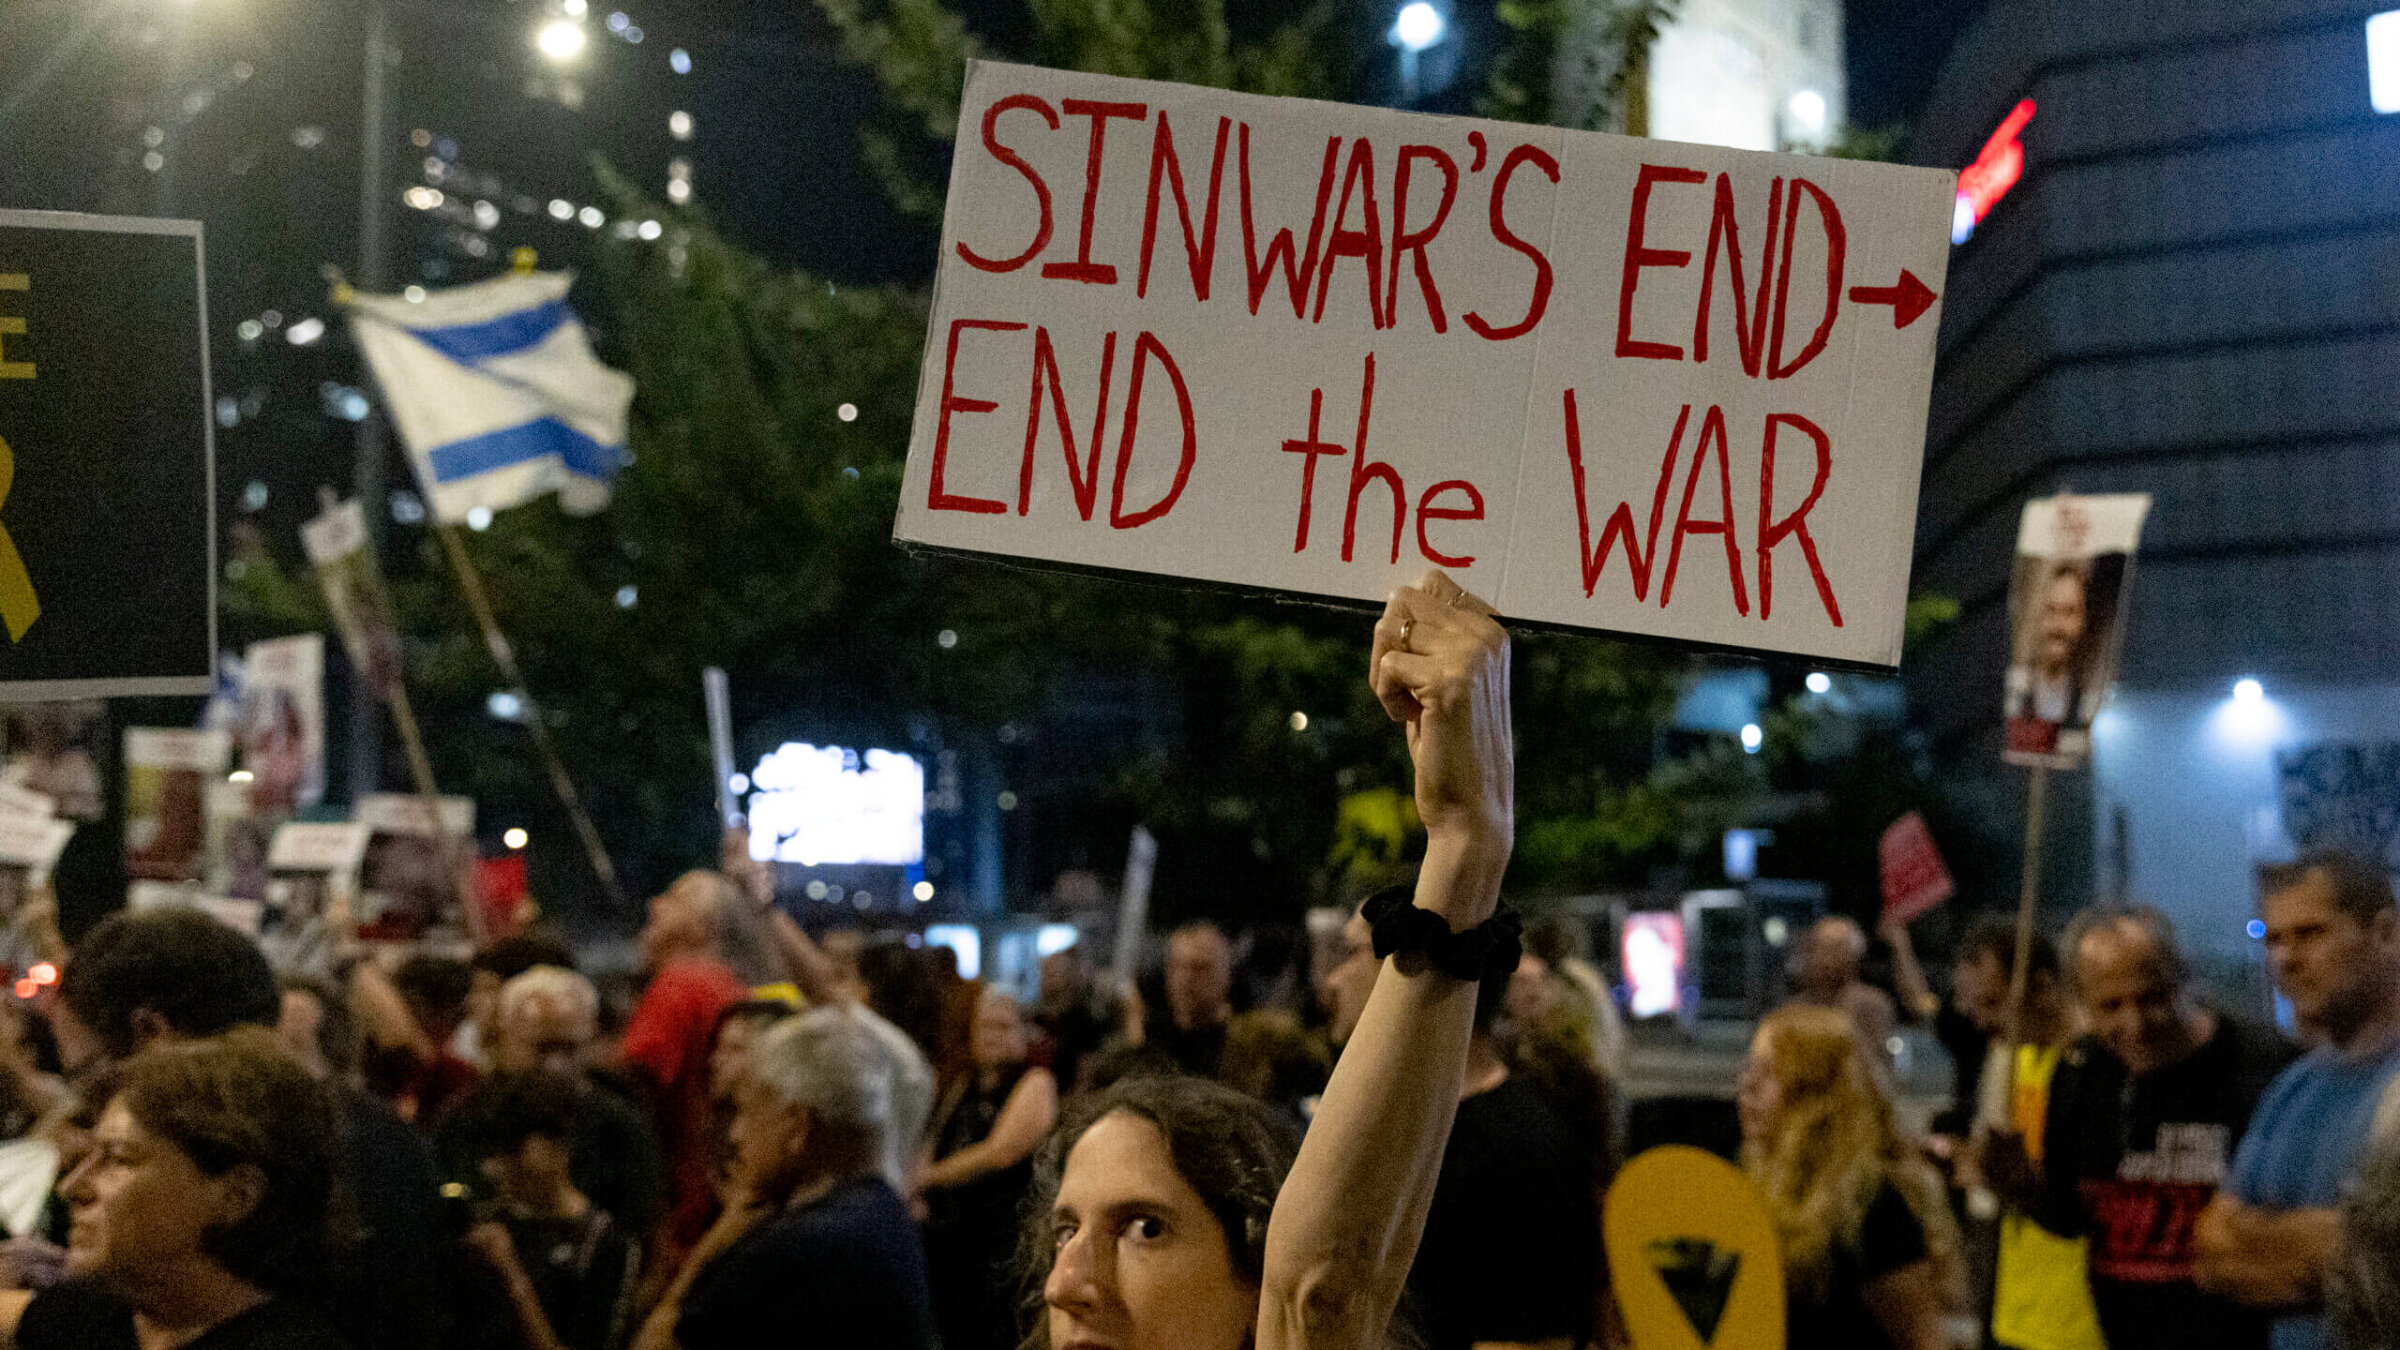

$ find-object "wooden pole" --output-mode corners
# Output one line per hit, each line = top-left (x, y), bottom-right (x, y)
(433, 521), (628, 912)
(382, 676), (487, 945)
(2002, 762), (2051, 1054)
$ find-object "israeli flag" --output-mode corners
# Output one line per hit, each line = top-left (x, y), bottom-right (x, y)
(349, 271), (634, 522)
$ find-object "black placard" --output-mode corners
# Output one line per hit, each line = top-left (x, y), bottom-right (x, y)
(0, 212), (214, 699)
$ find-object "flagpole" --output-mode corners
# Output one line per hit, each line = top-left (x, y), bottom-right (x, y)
(348, 0), (392, 809)
(308, 489), (486, 945)
(433, 520), (629, 913)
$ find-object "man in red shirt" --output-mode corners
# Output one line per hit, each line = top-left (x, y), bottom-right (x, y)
(620, 869), (767, 1272)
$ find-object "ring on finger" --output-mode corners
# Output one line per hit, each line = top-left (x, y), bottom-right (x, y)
(1398, 618), (1414, 645)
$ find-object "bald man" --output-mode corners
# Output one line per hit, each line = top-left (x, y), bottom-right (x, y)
(2033, 908), (2295, 1350)
(1787, 916), (1899, 1055)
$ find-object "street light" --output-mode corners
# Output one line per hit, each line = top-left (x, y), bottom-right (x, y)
(536, 19), (586, 62)
(1392, 2), (1444, 51)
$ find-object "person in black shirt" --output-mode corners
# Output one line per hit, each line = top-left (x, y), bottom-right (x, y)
(438, 966), (666, 1243)
(1740, 1003), (1963, 1350)
(633, 1006), (936, 1350)
(1405, 948), (1598, 1350)
(50, 909), (443, 1350)
(922, 987), (1059, 1350)
(2035, 907), (2297, 1350)
(453, 1071), (641, 1350)
(1153, 922), (1235, 1078)
(20, 1031), (348, 1350)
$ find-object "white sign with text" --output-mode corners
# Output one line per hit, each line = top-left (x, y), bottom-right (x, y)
(897, 62), (1957, 667)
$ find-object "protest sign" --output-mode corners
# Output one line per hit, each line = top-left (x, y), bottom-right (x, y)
(0, 212), (214, 698)
(1606, 1145), (1784, 1349)
(240, 634), (325, 813)
(1879, 810), (1953, 924)
(2001, 493), (2149, 767)
(124, 728), (229, 884)
(302, 498), (405, 704)
(896, 64), (1957, 668)
(266, 821), (372, 874)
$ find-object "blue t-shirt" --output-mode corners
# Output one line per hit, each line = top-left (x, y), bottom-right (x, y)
(2224, 1037), (2400, 1350)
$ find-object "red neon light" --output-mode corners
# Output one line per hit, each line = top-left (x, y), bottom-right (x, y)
(1958, 99), (2035, 226)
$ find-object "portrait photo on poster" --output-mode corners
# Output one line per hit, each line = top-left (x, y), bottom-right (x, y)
(2000, 493), (2149, 769)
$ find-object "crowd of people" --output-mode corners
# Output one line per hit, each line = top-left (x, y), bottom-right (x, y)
(0, 571), (2389, 1350)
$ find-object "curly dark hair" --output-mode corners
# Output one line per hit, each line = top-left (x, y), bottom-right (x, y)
(1014, 1075), (1300, 1350)
(60, 910), (278, 1061)
(114, 1029), (338, 1295)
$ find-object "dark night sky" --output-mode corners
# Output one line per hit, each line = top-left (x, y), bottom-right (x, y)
(1844, 0), (1994, 130)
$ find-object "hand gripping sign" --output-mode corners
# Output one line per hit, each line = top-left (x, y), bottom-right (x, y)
(896, 63), (1957, 669)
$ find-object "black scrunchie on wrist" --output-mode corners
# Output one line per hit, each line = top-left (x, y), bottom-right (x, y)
(1361, 887), (1523, 982)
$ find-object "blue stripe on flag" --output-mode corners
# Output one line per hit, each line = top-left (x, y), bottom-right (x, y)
(426, 417), (620, 485)
(406, 299), (572, 363)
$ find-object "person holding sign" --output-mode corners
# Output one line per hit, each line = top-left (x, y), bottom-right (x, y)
(1736, 1003), (1964, 1350)
(1028, 569), (1513, 1350)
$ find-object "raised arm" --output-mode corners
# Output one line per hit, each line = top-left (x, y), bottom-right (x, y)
(1259, 570), (1513, 1350)
(722, 826), (850, 1006)
(1878, 911), (1941, 1024)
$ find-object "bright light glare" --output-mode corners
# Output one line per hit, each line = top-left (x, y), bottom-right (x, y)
(562, 0), (587, 15)
(1036, 924), (1079, 957)
(669, 110), (694, 141)
(578, 206), (604, 229)
(1804, 671), (1832, 695)
(466, 506), (494, 531)
(2233, 677), (2265, 703)
(547, 198), (574, 220)
(912, 880), (935, 902)
(486, 691), (524, 720)
(1288, 710), (1309, 731)
(536, 20), (586, 62)
(1788, 89), (1828, 136)
(229, 769), (256, 785)
(503, 827), (529, 850)
(670, 47), (691, 74)
(924, 925), (981, 978)
(1393, 2), (1444, 52)
(836, 402), (858, 423)
(746, 744), (926, 866)
(1739, 723), (1764, 753)
(2370, 11), (2400, 114)
(637, 219), (662, 241)
(1951, 193), (1979, 245)
(285, 316), (325, 346)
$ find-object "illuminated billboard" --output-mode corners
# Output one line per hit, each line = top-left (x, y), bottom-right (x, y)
(745, 744), (925, 866)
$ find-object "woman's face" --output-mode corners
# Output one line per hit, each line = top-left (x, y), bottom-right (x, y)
(1735, 1032), (1786, 1144)
(1044, 1112), (1256, 1350)
(61, 1099), (254, 1297)
(971, 995), (1028, 1070)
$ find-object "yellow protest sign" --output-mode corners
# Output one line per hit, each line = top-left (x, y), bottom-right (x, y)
(1605, 1145), (1785, 1350)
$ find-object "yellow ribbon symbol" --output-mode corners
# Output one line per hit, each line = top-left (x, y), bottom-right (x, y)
(0, 434), (39, 642)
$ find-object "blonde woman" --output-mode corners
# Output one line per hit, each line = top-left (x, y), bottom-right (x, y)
(1739, 1004), (1963, 1350)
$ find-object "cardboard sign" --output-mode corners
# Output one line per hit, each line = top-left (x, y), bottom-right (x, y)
(1606, 1145), (1784, 1349)
(2001, 493), (2149, 767)
(356, 793), (475, 838)
(0, 212), (215, 699)
(266, 821), (371, 874)
(897, 63), (1958, 668)
(240, 635), (325, 813)
(1879, 810), (1953, 924)
(301, 498), (404, 706)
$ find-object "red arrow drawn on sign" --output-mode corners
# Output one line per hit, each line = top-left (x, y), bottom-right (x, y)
(1846, 269), (1938, 329)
